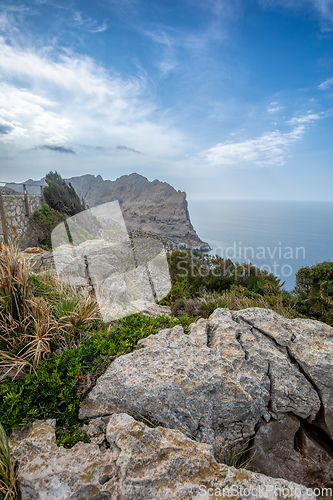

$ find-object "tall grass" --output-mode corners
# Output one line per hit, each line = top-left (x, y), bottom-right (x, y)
(0, 243), (99, 381)
(0, 422), (18, 500)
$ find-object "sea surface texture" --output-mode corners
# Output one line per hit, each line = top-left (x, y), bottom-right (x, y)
(188, 200), (333, 291)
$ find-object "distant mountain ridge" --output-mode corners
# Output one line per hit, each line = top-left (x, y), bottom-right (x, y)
(66, 173), (210, 251)
(7, 173), (210, 251)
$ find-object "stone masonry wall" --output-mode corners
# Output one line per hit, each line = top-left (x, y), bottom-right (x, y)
(1, 194), (42, 249)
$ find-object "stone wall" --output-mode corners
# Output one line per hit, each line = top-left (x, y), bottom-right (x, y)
(0, 194), (42, 249)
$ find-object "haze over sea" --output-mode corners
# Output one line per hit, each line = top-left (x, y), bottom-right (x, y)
(189, 200), (333, 292)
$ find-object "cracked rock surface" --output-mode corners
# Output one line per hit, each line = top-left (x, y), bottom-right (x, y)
(79, 307), (333, 490)
(10, 416), (316, 499)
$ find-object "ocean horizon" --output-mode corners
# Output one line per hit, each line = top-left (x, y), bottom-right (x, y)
(188, 199), (333, 292)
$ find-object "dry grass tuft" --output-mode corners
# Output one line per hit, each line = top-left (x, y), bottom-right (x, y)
(172, 285), (300, 319)
(0, 242), (100, 381)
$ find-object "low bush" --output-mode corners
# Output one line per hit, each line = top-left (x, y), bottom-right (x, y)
(0, 312), (197, 448)
(294, 261), (333, 325)
(33, 203), (65, 249)
(162, 249), (299, 319)
(161, 249), (283, 305)
(171, 285), (300, 319)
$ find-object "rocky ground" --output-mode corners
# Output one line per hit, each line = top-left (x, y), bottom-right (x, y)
(9, 307), (333, 499)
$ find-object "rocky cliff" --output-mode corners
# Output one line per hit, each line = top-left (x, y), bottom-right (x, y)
(66, 173), (210, 251)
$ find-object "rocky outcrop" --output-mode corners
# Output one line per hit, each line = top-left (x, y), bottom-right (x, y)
(79, 308), (333, 492)
(10, 417), (316, 499)
(66, 173), (210, 251)
(49, 228), (172, 320)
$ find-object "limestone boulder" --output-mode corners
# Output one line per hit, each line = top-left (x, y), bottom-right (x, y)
(10, 417), (315, 499)
(79, 307), (333, 491)
(79, 309), (321, 454)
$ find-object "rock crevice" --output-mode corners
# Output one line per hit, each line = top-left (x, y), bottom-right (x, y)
(237, 314), (325, 421)
(78, 307), (333, 491)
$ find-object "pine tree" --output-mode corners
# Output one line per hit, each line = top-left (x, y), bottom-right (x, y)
(44, 171), (85, 216)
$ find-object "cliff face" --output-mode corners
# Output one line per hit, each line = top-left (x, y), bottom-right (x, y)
(66, 173), (210, 251)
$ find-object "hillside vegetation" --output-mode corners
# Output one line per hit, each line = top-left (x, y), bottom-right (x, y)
(159, 249), (333, 325)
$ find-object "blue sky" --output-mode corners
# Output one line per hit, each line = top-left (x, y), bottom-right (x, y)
(0, 0), (332, 200)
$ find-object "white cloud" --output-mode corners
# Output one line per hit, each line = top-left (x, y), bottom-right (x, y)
(267, 102), (281, 113)
(0, 84), (72, 144)
(319, 77), (333, 90)
(0, 37), (186, 157)
(201, 111), (323, 168)
(288, 113), (321, 124)
(200, 125), (306, 167)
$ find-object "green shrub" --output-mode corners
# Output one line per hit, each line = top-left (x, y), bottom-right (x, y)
(33, 203), (65, 249)
(159, 249), (295, 318)
(162, 249), (282, 304)
(0, 312), (197, 448)
(294, 261), (333, 325)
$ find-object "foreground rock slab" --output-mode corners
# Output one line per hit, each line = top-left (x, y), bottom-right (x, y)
(10, 417), (316, 499)
(79, 309), (322, 448)
(79, 308), (333, 491)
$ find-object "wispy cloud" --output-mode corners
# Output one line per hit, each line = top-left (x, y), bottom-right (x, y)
(288, 113), (321, 124)
(73, 12), (109, 33)
(116, 145), (142, 154)
(129, 0), (241, 75)
(140, 28), (178, 75)
(200, 111), (322, 167)
(312, 0), (333, 28)
(267, 102), (282, 113)
(319, 77), (333, 90)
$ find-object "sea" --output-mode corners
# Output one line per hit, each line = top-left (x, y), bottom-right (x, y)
(188, 200), (333, 292)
